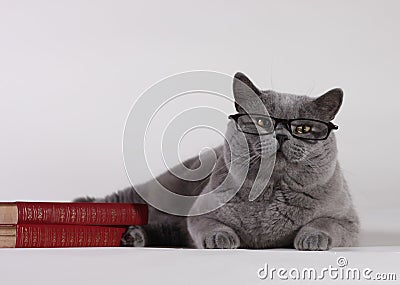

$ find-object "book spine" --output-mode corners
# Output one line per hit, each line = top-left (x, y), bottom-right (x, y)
(16, 202), (148, 225)
(15, 224), (126, 247)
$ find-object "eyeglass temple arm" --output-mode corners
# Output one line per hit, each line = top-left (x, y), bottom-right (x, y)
(329, 122), (339, 130)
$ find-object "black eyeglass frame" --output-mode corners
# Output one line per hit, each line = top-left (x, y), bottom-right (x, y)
(228, 113), (339, 141)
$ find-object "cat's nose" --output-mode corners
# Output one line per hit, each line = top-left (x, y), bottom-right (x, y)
(276, 134), (289, 150)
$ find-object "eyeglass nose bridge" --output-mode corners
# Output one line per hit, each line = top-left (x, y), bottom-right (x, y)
(272, 118), (291, 132)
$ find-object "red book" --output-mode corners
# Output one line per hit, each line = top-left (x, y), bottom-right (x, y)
(0, 202), (148, 226)
(0, 224), (126, 248)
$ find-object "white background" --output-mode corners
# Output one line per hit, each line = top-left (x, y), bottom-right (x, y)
(0, 0), (399, 235)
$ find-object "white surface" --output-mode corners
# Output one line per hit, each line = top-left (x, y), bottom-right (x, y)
(0, 247), (399, 285)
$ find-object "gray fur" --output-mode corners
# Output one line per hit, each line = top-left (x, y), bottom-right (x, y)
(75, 72), (359, 250)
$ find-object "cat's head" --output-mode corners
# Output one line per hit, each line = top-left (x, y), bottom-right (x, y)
(225, 72), (342, 179)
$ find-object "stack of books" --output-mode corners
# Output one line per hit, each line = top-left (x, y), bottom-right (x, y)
(0, 202), (148, 248)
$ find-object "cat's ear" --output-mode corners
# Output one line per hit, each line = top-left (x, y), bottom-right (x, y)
(233, 72), (261, 112)
(313, 88), (344, 120)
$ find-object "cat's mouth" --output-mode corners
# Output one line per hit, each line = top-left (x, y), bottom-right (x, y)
(275, 151), (288, 167)
(275, 141), (287, 158)
(276, 151), (285, 158)
(275, 142), (293, 162)
(275, 142), (308, 163)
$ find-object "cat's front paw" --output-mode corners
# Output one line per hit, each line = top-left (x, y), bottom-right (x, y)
(121, 226), (147, 247)
(203, 229), (240, 249)
(294, 230), (332, 251)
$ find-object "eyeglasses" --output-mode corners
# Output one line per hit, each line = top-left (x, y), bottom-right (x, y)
(228, 113), (338, 141)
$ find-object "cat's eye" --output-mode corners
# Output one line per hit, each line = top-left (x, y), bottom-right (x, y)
(290, 119), (330, 140)
(231, 115), (274, 134)
(254, 117), (273, 131)
(295, 125), (311, 134)
(256, 118), (268, 127)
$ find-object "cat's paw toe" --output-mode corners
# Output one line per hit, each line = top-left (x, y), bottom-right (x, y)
(121, 226), (147, 247)
(203, 230), (240, 249)
(294, 231), (332, 251)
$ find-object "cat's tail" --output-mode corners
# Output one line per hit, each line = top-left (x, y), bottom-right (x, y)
(73, 196), (96, 202)
(73, 186), (146, 204)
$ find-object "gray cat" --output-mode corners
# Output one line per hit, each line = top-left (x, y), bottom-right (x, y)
(75, 72), (359, 250)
